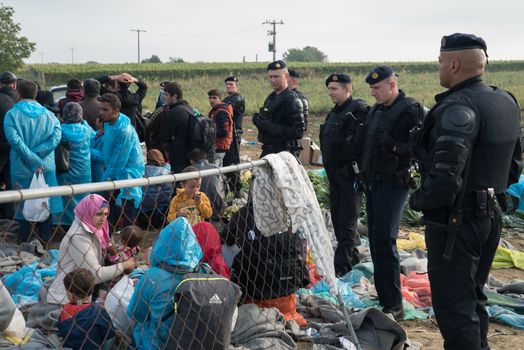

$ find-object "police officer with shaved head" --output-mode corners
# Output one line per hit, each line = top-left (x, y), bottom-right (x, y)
(253, 60), (304, 158)
(410, 33), (522, 350)
(320, 73), (369, 276)
(361, 65), (425, 320)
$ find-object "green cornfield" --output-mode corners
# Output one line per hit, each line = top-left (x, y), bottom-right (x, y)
(17, 61), (524, 115)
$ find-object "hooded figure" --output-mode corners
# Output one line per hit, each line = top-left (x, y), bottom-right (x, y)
(57, 102), (96, 225)
(4, 100), (63, 219)
(193, 222), (230, 278)
(127, 217), (202, 350)
(142, 149), (173, 214)
(103, 113), (145, 208)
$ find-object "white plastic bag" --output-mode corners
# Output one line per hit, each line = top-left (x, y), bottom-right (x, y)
(22, 173), (50, 222)
(106, 275), (136, 335)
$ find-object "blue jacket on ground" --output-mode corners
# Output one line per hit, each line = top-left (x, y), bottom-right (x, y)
(4, 100), (63, 218)
(102, 113), (144, 208)
(57, 120), (95, 225)
(127, 217), (202, 350)
(90, 130), (105, 183)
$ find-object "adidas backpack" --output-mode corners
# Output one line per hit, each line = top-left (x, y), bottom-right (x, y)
(164, 264), (241, 350)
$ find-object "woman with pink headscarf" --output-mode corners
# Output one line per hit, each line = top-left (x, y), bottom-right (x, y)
(48, 194), (136, 304)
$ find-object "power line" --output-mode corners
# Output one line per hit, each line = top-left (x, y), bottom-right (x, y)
(262, 19), (284, 61)
(131, 29), (147, 64)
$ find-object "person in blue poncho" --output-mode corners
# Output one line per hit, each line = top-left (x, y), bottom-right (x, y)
(127, 217), (202, 350)
(57, 102), (96, 226)
(4, 80), (63, 242)
(90, 116), (105, 183)
(99, 93), (145, 226)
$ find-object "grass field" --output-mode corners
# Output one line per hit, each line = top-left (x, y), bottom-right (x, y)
(17, 61), (524, 115)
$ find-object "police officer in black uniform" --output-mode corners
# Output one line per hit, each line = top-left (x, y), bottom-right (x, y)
(288, 69), (309, 130)
(253, 60), (304, 158)
(361, 65), (425, 320)
(223, 76), (245, 196)
(409, 33), (522, 350)
(320, 73), (369, 276)
(223, 76), (246, 144)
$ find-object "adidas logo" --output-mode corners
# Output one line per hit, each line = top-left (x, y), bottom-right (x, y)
(209, 294), (222, 304)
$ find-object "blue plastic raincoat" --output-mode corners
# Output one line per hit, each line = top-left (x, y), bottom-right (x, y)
(102, 113), (145, 208)
(4, 100), (63, 217)
(127, 217), (202, 350)
(57, 120), (95, 225)
(90, 130), (105, 183)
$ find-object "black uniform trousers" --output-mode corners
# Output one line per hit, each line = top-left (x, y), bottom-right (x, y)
(366, 180), (408, 308)
(425, 208), (501, 350)
(327, 167), (361, 276)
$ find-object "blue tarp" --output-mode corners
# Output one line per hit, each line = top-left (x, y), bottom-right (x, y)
(2, 249), (59, 307)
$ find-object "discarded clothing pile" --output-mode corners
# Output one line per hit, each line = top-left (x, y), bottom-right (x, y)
(1, 241), (59, 307)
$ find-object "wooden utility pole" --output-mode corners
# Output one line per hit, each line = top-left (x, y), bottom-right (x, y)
(262, 20), (284, 61)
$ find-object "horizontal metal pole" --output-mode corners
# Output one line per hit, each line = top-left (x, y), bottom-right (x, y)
(0, 159), (267, 204)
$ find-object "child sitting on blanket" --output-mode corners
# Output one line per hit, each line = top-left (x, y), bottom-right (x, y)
(167, 166), (213, 225)
(58, 268), (115, 349)
(106, 225), (143, 265)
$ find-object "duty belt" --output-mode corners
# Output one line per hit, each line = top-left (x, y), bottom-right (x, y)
(262, 143), (290, 151)
(364, 172), (395, 182)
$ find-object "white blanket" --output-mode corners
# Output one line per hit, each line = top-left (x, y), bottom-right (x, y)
(253, 152), (337, 295)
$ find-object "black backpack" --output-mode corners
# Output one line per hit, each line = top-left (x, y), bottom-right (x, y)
(163, 264), (241, 350)
(55, 141), (71, 174)
(188, 109), (216, 161)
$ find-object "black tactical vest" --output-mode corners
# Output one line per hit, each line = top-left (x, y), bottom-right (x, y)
(426, 79), (521, 194)
(257, 88), (302, 145)
(320, 98), (365, 169)
(362, 97), (418, 178)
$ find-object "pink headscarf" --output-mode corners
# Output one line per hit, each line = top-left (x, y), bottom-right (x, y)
(73, 194), (110, 250)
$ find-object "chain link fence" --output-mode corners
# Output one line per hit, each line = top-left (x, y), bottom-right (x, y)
(0, 160), (367, 349)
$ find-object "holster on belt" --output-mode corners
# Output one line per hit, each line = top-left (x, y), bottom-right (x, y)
(466, 188), (497, 218)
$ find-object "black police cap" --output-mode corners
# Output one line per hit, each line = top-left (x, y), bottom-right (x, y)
(267, 60), (287, 71)
(325, 73), (352, 86)
(440, 33), (487, 55)
(288, 69), (300, 78)
(0, 71), (17, 84)
(365, 66), (398, 85)
(224, 76), (238, 83)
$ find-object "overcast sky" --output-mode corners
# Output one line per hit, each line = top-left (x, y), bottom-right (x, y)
(4, 0), (524, 64)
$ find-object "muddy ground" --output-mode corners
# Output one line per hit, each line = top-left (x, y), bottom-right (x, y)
(239, 115), (524, 348)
